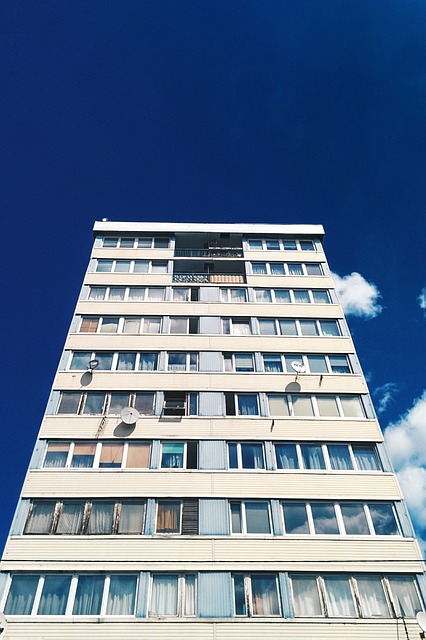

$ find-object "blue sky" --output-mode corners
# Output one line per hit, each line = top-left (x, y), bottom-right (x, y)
(0, 0), (425, 553)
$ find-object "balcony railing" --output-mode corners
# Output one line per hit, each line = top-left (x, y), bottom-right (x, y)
(174, 248), (243, 258)
(173, 273), (245, 284)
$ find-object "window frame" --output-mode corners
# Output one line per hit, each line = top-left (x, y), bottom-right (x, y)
(229, 500), (272, 535)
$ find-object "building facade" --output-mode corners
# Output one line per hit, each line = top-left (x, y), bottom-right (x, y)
(0, 221), (424, 639)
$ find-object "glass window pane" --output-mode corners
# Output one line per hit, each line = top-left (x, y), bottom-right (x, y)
(232, 319), (251, 335)
(109, 287), (126, 300)
(323, 576), (356, 617)
(293, 290), (310, 303)
(234, 574), (246, 615)
(114, 260), (131, 272)
(184, 575), (196, 616)
(282, 502), (309, 534)
(274, 289), (291, 303)
(270, 263), (285, 275)
(340, 503), (369, 535)
(44, 443), (69, 468)
(300, 240), (314, 251)
(275, 443), (298, 469)
(237, 394), (259, 416)
(328, 444), (353, 470)
(168, 353), (186, 371)
(251, 575), (280, 615)
(56, 501), (84, 534)
(228, 443), (238, 469)
(235, 353), (254, 372)
(89, 287), (107, 300)
(299, 320), (319, 336)
(118, 501), (145, 534)
(73, 575), (104, 615)
(255, 289), (272, 303)
(134, 392), (155, 415)
(147, 287), (165, 301)
(189, 353), (198, 371)
(279, 319), (298, 335)
(150, 575), (178, 615)
(117, 353), (136, 370)
(283, 240), (297, 250)
(316, 395), (340, 417)
(25, 501), (55, 534)
(306, 263), (322, 275)
(120, 237), (135, 248)
(284, 355), (303, 373)
(311, 503), (339, 534)
(96, 259), (113, 272)
(87, 501), (114, 534)
(245, 502), (270, 533)
(161, 442), (184, 468)
(231, 502), (242, 533)
(126, 443), (150, 468)
(83, 393), (105, 414)
(139, 353), (158, 371)
(154, 237), (169, 248)
(263, 354), (283, 373)
(173, 288), (190, 301)
(320, 320), (340, 336)
(353, 446), (380, 471)
(301, 445), (325, 470)
(329, 355), (350, 373)
(229, 288), (246, 302)
(170, 317), (188, 333)
(340, 396), (364, 418)
(99, 444), (123, 468)
(356, 576), (389, 617)
(388, 577), (422, 618)
(156, 501), (181, 533)
(109, 393), (131, 415)
(71, 443), (96, 468)
(252, 262), (268, 274)
(37, 575), (71, 615)
(123, 317), (141, 333)
(133, 260), (149, 273)
(100, 317), (119, 333)
(266, 240), (280, 250)
(248, 239), (263, 250)
(128, 287), (145, 301)
(103, 237), (118, 247)
(95, 353), (114, 370)
(312, 290), (330, 303)
(80, 317), (99, 333)
(241, 443), (264, 469)
(259, 319), (277, 335)
(268, 395), (290, 417)
(143, 317), (161, 334)
(307, 355), (328, 373)
(4, 575), (39, 615)
(106, 575), (137, 615)
(292, 576), (322, 616)
(58, 392), (81, 414)
(70, 352), (91, 370)
(291, 395), (314, 417)
(151, 261), (168, 273)
(369, 504), (399, 535)
(288, 263), (303, 276)
(137, 237), (152, 248)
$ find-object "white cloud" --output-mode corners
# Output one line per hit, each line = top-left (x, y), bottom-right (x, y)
(332, 272), (383, 318)
(418, 287), (426, 310)
(373, 382), (399, 414)
(384, 392), (426, 540)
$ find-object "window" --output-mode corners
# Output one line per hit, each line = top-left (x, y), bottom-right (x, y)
(323, 576), (356, 617)
(327, 444), (353, 470)
(222, 317), (252, 335)
(38, 575), (72, 615)
(56, 391), (156, 417)
(356, 576), (390, 617)
(117, 353), (136, 371)
(292, 575), (323, 616)
(117, 501), (146, 534)
(162, 392), (198, 416)
(223, 352), (255, 372)
(43, 442), (69, 468)
(311, 503), (339, 534)
(149, 574), (196, 617)
(4, 576), (39, 614)
(79, 317), (99, 333)
(156, 500), (181, 533)
(388, 576), (422, 618)
(312, 289), (330, 303)
(220, 288), (247, 302)
(275, 443), (299, 469)
(25, 501), (56, 534)
(228, 442), (264, 469)
(168, 352), (198, 372)
(100, 317), (119, 333)
(169, 317), (198, 334)
(352, 445), (380, 471)
(230, 501), (271, 534)
(73, 575), (104, 615)
(282, 503), (309, 534)
(300, 444), (326, 469)
(161, 442), (184, 468)
(138, 353), (159, 371)
(340, 503), (370, 535)
(233, 574), (280, 616)
(96, 259), (169, 273)
(225, 393), (259, 416)
(368, 503), (399, 535)
(172, 287), (199, 301)
(71, 443), (96, 468)
(263, 354), (283, 373)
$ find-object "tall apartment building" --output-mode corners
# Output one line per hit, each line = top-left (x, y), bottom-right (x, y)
(0, 221), (425, 639)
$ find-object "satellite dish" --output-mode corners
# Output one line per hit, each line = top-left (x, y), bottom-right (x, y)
(291, 361), (306, 374)
(0, 612), (7, 637)
(120, 406), (140, 425)
(417, 611), (426, 632)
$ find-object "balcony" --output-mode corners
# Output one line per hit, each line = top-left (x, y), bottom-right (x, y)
(174, 248), (243, 258)
(172, 272), (245, 284)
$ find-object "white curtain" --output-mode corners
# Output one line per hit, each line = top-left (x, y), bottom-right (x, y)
(353, 447), (379, 471)
(328, 445), (353, 470)
(292, 576), (322, 616)
(230, 289), (247, 302)
(4, 575), (39, 615)
(118, 502), (145, 534)
(184, 575), (196, 615)
(324, 577), (356, 616)
(237, 395), (259, 416)
(87, 502), (114, 534)
(117, 354), (136, 370)
(106, 575), (137, 615)
(73, 575), (104, 615)
(301, 445), (325, 469)
(388, 577), (422, 617)
(38, 575), (71, 615)
(356, 576), (389, 617)
(143, 317), (161, 334)
(275, 444), (298, 469)
(56, 502), (84, 534)
(25, 502), (55, 534)
(173, 288), (190, 301)
(147, 287), (165, 300)
(150, 575), (178, 615)
(241, 443), (264, 469)
(251, 575), (279, 615)
(128, 287), (145, 300)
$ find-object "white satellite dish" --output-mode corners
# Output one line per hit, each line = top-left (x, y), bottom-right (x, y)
(120, 407), (140, 425)
(0, 612), (7, 638)
(291, 361), (306, 374)
(417, 611), (426, 632)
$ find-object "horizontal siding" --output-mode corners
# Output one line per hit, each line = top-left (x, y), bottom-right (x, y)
(4, 537), (422, 571)
(2, 620), (423, 640)
(66, 334), (354, 353)
(22, 470), (402, 499)
(40, 416), (383, 441)
(75, 301), (342, 319)
(53, 372), (367, 394)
